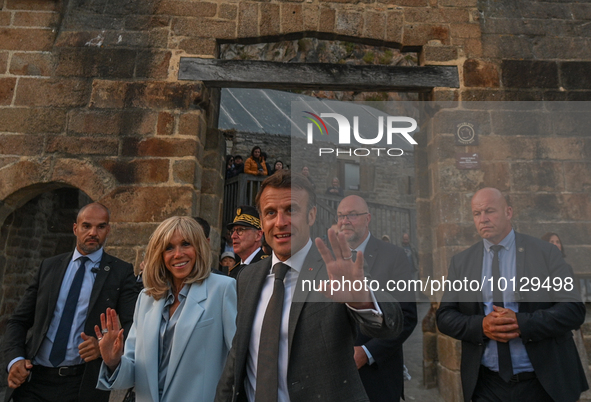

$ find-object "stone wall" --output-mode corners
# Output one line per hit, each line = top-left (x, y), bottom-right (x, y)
(1, 0), (591, 400)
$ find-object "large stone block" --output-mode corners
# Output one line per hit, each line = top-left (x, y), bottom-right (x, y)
(260, 3), (280, 37)
(303, 4), (319, 31)
(15, 78), (90, 107)
(156, 1), (217, 17)
(121, 137), (198, 157)
(450, 23), (480, 39)
(157, 112), (175, 136)
(178, 110), (205, 137)
(102, 186), (196, 222)
(173, 159), (202, 186)
(176, 37), (217, 56)
(385, 11), (403, 43)
(135, 50), (172, 79)
(509, 193), (565, 223)
(238, 2), (258, 38)
(482, 162), (510, 192)
(9, 52), (54, 76)
(13, 11), (60, 28)
(0, 107), (66, 133)
(0, 77), (16, 105)
(403, 24), (449, 46)
(107, 222), (160, 246)
(172, 17), (236, 39)
(124, 15), (170, 30)
(510, 161), (564, 193)
(501, 60), (559, 89)
(560, 62), (591, 90)
(55, 48), (136, 78)
(50, 158), (115, 200)
(335, 10), (363, 37)
(363, 11), (386, 41)
(481, 34), (534, 59)
(490, 110), (553, 137)
(100, 159), (170, 184)
(0, 133), (43, 156)
(564, 162), (591, 192)
(562, 194), (591, 222)
(0, 11), (10, 26)
(437, 333), (461, 371)
(437, 165), (484, 192)
(68, 109), (158, 137)
(199, 193), (221, 228)
(218, 4), (237, 20)
(318, 7), (335, 33)
(0, 51), (8, 72)
(46, 136), (119, 156)
(0, 27), (56, 51)
(437, 364), (463, 402)
(281, 4), (303, 34)
(423, 331), (438, 361)
(6, 0), (59, 11)
(463, 59), (499, 87)
(90, 80), (204, 110)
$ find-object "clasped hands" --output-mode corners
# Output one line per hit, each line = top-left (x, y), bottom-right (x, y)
(482, 305), (521, 343)
(315, 228), (373, 310)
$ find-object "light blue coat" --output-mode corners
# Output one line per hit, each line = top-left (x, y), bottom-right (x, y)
(97, 274), (237, 402)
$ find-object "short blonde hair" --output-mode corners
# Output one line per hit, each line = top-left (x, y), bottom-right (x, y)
(143, 216), (211, 300)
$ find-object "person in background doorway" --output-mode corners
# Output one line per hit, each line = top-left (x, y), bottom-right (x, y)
(233, 155), (244, 175)
(244, 147), (268, 176)
(272, 160), (284, 175)
(326, 177), (344, 197)
(219, 251), (237, 276)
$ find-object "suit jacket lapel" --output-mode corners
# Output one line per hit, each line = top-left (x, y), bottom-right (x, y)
(514, 232), (526, 304)
(288, 245), (323, 356)
(235, 260), (271, 379)
(472, 242), (484, 312)
(164, 282), (206, 393)
(363, 235), (379, 275)
(87, 252), (112, 315)
(47, 252), (74, 314)
(144, 296), (164, 400)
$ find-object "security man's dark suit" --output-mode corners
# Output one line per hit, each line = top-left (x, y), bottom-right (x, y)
(436, 232), (588, 402)
(3, 251), (139, 402)
(357, 235), (417, 402)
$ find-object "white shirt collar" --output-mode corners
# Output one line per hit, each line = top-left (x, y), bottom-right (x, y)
(271, 238), (312, 275)
(243, 247), (262, 265)
(72, 247), (104, 265)
(352, 232), (372, 254)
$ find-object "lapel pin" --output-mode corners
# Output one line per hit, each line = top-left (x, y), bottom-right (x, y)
(518, 248), (524, 253)
(104, 266), (110, 271)
(308, 267), (313, 271)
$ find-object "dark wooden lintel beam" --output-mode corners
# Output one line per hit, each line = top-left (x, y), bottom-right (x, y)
(179, 58), (459, 91)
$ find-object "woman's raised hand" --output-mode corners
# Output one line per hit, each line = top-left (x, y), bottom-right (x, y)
(94, 307), (124, 372)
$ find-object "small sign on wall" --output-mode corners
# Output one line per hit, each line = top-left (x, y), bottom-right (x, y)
(455, 122), (478, 145)
(456, 153), (480, 169)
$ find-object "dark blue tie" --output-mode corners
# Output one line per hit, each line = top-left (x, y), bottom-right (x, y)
(49, 256), (89, 367)
(490, 245), (513, 382)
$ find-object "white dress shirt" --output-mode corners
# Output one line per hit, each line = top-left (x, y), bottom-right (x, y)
(245, 239), (383, 402)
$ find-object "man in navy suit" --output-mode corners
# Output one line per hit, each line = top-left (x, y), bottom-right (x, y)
(337, 195), (417, 402)
(437, 188), (588, 402)
(3, 203), (139, 402)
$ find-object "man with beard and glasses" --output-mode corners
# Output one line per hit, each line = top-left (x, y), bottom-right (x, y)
(3, 203), (139, 402)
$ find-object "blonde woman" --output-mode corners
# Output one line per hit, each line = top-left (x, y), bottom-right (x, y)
(96, 216), (236, 402)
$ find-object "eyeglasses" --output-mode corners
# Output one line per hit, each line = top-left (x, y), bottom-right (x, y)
(336, 213), (368, 222)
(230, 227), (255, 236)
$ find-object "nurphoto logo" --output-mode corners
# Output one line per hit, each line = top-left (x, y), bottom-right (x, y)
(303, 112), (418, 157)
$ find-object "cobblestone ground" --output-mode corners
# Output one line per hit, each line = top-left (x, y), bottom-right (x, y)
(404, 301), (445, 402)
